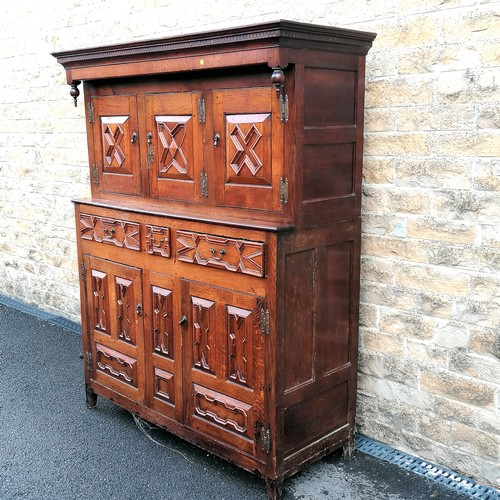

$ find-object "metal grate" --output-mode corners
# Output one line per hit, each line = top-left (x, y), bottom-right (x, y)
(356, 434), (500, 499)
(0, 295), (81, 334)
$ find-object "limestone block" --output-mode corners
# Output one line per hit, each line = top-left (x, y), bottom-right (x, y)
(362, 157), (394, 184)
(433, 320), (469, 348)
(407, 217), (477, 244)
(379, 307), (435, 340)
(420, 368), (496, 408)
(406, 339), (449, 368)
(468, 327), (500, 359)
(395, 261), (469, 295)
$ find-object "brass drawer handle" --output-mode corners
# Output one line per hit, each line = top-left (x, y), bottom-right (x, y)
(103, 227), (115, 238)
(210, 247), (226, 260)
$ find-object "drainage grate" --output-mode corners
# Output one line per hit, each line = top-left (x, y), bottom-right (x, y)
(356, 434), (500, 499)
(0, 295), (81, 334)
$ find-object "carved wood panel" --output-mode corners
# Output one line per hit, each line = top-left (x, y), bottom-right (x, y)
(193, 384), (252, 437)
(176, 230), (265, 277)
(191, 296), (216, 374)
(95, 342), (138, 388)
(227, 305), (253, 388)
(101, 116), (130, 174)
(156, 116), (193, 180)
(154, 367), (175, 405)
(146, 225), (171, 258)
(80, 213), (140, 251)
(91, 269), (109, 334)
(115, 276), (136, 345)
(226, 115), (271, 186)
(151, 285), (174, 359)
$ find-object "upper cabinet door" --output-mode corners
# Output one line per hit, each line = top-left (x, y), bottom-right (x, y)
(146, 92), (203, 204)
(213, 87), (283, 212)
(90, 95), (141, 196)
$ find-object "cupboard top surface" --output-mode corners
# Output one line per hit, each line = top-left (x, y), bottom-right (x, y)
(52, 20), (376, 81)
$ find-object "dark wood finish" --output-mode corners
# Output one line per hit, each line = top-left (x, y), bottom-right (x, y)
(54, 20), (375, 500)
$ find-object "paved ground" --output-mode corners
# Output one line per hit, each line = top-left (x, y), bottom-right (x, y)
(0, 302), (477, 499)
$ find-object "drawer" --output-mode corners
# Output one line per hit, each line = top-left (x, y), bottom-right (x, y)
(176, 230), (265, 277)
(80, 213), (140, 251)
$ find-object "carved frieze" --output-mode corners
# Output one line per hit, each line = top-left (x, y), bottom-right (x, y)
(176, 231), (265, 277)
(80, 213), (140, 251)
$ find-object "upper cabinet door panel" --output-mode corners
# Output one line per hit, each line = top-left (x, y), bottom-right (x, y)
(91, 95), (141, 196)
(146, 92), (203, 203)
(213, 88), (282, 212)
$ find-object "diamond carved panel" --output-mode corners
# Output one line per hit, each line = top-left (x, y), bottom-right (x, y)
(156, 116), (193, 180)
(101, 116), (129, 172)
(229, 124), (263, 176)
(225, 113), (271, 187)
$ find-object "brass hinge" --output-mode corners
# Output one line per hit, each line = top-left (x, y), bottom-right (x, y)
(279, 177), (289, 204)
(279, 94), (289, 123)
(198, 98), (206, 124)
(147, 132), (154, 167)
(200, 171), (208, 197)
(85, 351), (92, 372)
(92, 164), (99, 185)
(260, 426), (271, 454)
(81, 262), (87, 281)
(88, 102), (94, 124)
(260, 306), (270, 336)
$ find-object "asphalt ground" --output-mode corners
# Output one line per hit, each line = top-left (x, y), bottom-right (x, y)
(0, 302), (475, 499)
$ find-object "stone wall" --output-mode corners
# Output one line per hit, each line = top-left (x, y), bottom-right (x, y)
(0, 0), (498, 487)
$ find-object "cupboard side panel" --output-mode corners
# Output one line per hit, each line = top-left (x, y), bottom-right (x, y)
(281, 220), (360, 457)
(299, 55), (367, 228)
(283, 250), (316, 391)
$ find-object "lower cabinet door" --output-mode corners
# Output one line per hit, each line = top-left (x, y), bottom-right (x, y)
(181, 280), (266, 457)
(143, 270), (182, 421)
(84, 255), (145, 404)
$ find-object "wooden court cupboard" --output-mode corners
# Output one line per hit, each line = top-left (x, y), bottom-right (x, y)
(53, 21), (375, 499)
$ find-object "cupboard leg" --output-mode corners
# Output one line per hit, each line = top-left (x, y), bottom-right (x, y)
(342, 433), (355, 460)
(265, 478), (283, 500)
(85, 384), (97, 409)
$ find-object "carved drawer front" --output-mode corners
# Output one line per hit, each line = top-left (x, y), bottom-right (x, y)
(176, 230), (265, 277)
(80, 213), (140, 251)
(146, 225), (171, 258)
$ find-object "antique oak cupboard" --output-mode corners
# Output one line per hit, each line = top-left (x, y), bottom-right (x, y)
(53, 21), (375, 499)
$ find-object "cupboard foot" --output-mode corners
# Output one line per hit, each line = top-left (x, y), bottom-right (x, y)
(265, 478), (283, 500)
(342, 434), (355, 460)
(85, 385), (97, 409)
